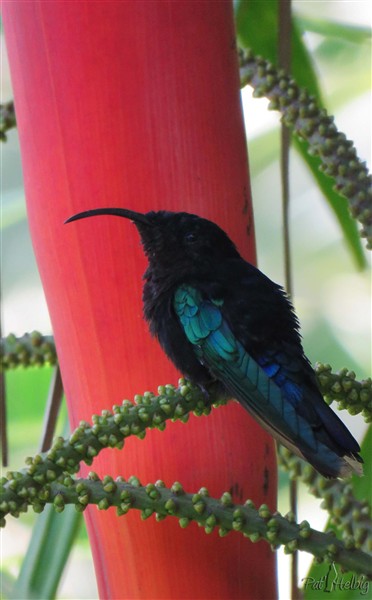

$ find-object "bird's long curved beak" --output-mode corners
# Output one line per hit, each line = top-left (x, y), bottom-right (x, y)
(65, 207), (150, 226)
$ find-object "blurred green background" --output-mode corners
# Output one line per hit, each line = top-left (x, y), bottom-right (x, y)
(1, 1), (370, 598)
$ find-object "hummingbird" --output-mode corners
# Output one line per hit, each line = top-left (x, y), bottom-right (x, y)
(66, 208), (363, 478)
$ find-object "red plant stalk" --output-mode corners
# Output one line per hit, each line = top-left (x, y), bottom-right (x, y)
(3, 2), (278, 598)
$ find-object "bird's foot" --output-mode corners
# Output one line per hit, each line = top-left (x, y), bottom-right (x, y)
(199, 380), (228, 407)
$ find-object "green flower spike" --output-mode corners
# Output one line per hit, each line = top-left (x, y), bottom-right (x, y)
(0, 331), (57, 370)
(315, 363), (372, 422)
(60, 477), (372, 577)
(239, 49), (372, 250)
(278, 446), (371, 553)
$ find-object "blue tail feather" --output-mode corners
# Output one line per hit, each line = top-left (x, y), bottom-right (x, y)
(174, 284), (363, 478)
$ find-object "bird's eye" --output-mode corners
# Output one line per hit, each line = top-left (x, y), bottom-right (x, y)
(184, 232), (197, 244)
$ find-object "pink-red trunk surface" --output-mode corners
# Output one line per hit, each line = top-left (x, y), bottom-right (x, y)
(3, 2), (277, 598)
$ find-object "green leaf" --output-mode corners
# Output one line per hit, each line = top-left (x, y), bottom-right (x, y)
(295, 16), (371, 44)
(235, 1), (367, 267)
(235, 0), (322, 95)
(293, 138), (366, 269)
(9, 416), (82, 600)
(350, 424), (372, 503)
(245, 128), (279, 174)
(10, 504), (82, 600)
(235, 0), (278, 65)
(245, 127), (366, 269)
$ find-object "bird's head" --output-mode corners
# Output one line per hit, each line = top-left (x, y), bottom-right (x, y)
(65, 208), (240, 275)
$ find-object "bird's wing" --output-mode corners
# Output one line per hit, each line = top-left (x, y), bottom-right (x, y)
(174, 284), (362, 478)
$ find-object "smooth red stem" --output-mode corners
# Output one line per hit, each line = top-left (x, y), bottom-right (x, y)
(3, 2), (277, 598)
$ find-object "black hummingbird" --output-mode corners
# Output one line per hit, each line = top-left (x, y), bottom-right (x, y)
(66, 208), (363, 478)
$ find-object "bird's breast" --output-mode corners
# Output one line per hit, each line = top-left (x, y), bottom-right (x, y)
(142, 277), (213, 386)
